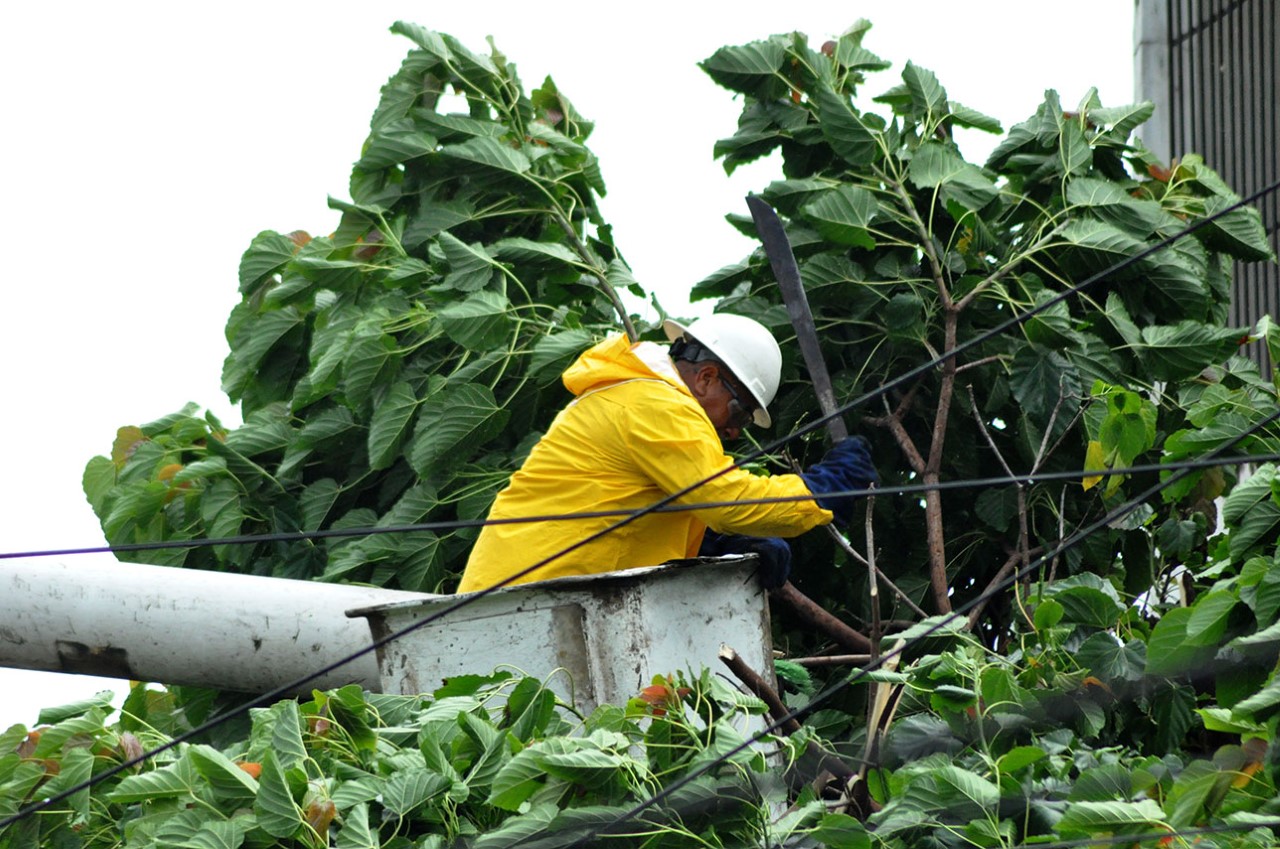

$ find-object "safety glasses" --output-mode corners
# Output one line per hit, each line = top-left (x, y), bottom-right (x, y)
(718, 373), (757, 430)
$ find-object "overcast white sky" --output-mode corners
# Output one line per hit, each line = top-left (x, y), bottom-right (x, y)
(0, 2), (1135, 730)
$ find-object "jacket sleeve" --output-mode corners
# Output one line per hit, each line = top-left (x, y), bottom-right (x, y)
(618, 383), (832, 538)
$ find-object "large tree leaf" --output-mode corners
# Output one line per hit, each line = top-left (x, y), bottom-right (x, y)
(1196, 195), (1276, 262)
(436, 232), (503, 292)
(367, 381), (420, 470)
(188, 745), (259, 804)
(381, 769), (452, 816)
(108, 755), (201, 803)
(1090, 101), (1155, 140)
(239, 231), (298, 295)
(1055, 799), (1167, 834)
(440, 136), (532, 174)
(358, 117), (438, 170)
(813, 89), (877, 167)
(1137, 322), (1246, 381)
(1145, 607), (1217, 677)
(1009, 344), (1082, 426)
(802, 186), (879, 248)
(699, 39), (787, 96)
(333, 803), (380, 849)
(908, 142), (998, 211)
(901, 61), (947, 123)
(529, 329), (593, 386)
(437, 291), (513, 350)
(1076, 633), (1146, 683)
(409, 382), (509, 474)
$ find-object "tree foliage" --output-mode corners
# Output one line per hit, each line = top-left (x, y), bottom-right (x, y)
(34, 17), (1280, 849)
(82, 23), (637, 591)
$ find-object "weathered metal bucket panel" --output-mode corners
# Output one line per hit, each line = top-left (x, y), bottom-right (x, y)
(348, 558), (773, 713)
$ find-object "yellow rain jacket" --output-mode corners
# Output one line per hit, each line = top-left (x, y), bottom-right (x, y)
(456, 334), (832, 593)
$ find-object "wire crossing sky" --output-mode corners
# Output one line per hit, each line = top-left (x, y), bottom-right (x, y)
(4, 173), (1277, 834)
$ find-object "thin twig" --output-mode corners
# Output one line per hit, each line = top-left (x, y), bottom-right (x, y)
(789, 654), (873, 668)
(865, 489), (880, 662)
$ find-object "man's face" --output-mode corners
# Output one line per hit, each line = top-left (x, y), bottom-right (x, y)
(688, 363), (756, 441)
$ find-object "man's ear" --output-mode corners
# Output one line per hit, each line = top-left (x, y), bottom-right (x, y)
(688, 363), (720, 398)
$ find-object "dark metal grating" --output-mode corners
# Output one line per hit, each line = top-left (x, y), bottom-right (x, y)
(1165, 0), (1279, 372)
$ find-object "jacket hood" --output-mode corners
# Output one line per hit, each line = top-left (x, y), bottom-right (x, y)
(562, 335), (689, 398)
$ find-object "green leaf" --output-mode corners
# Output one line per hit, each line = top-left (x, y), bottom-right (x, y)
(409, 382), (509, 475)
(529, 329), (593, 385)
(1056, 799), (1167, 834)
(108, 753), (201, 803)
(367, 381), (420, 470)
(908, 142), (998, 211)
(36, 692), (116, 725)
(814, 90), (877, 167)
(382, 769), (451, 816)
(266, 700), (307, 768)
(1069, 763), (1133, 802)
(1151, 684), (1196, 751)
(40, 746), (93, 826)
(358, 117), (438, 171)
(1076, 633), (1146, 682)
(1138, 322), (1246, 381)
(341, 330), (396, 408)
(901, 61), (947, 122)
(932, 764), (1000, 814)
(809, 813), (871, 849)
(1197, 707), (1264, 734)
(802, 186), (879, 248)
(293, 254), (365, 291)
(1146, 607), (1216, 677)
(239, 231), (297, 296)
(222, 308), (304, 398)
(188, 745), (259, 803)
(1057, 120), (1093, 176)
(1184, 590), (1239, 647)
(1197, 195), (1275, 262)
(536, 745), (628, 789)
(181, 820), (248, 849)
(253, 751), (303, 838)
(1057, 218), (1146, 277)
(437, 291), (513, 350)
(1009, 345), (1081, 426)
(440, 136), (531, 174)
(997, 746), (1046, 774)
(947, 101), (1001, 133)
(489, 746), (550, 811)
(699, 39), (787, 95)
(437, 232), (503, 292)
(491, 237), (581, 269)
(1033, 598), (1064, 629)
(334, 803), (380, 849)
(1090, 101), (1155, 139)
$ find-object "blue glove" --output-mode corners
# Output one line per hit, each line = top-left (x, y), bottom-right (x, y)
(801, 436), (878, 526)
(699, 532), (792, 589)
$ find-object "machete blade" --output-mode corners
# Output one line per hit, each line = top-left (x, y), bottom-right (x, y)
(746, 195), (848, 442)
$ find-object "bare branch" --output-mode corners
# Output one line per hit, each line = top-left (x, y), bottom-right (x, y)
(771, 583), (872, 653)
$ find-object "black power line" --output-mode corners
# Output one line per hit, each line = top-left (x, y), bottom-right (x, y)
(4, 450), (1279, 562)
(3, 176), (1277, 835)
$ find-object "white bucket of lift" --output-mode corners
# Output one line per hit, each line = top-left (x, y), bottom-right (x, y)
(347, 557), (774, 713)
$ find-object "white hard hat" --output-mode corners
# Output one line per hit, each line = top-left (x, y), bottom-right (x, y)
(664, 314), (782, 427)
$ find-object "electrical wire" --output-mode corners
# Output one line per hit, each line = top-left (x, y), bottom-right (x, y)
(3, 450), (1279, 562)
(548, 406), (1280, 849)
(3, 177), (1277, 834)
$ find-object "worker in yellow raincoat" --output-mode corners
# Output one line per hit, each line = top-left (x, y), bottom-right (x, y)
(456, 314), (877, 593)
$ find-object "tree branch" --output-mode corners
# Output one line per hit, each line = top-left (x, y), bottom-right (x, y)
(771, 583), (872, 653)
